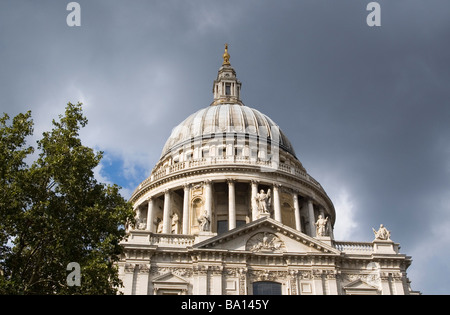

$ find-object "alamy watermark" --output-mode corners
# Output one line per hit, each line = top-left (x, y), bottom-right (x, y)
(66, 262), (81, 287)
(66, 2), (381, 28)
(66, 2), (81, 27)
(367, 2), (381, 27)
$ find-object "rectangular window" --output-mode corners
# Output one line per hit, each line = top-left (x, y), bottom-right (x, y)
(225, 83), (231, 96)
(253, 282), (282, 295)
(217, 220), (228, 235)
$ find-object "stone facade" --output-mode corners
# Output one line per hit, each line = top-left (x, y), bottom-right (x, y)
(118, 46), (420, 295)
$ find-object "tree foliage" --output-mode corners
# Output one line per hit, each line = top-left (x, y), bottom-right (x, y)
(0, 102), (135, 294)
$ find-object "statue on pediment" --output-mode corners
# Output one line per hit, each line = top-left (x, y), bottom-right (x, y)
(315, 215), (329, 237)
(255, 189), (271, 215)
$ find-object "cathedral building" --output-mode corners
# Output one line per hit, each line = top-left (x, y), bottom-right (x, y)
(118, 45), (420, 295)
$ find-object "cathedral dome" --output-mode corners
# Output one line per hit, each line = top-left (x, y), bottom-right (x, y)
(161, 104), (297, 160)
(130, 44), (336, 236)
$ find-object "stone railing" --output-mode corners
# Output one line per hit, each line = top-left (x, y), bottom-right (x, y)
(125, 230), (196, 247)
(149, 233), (196, 247)
(136, 157), (322, 194)
(333, 241), (374, 253)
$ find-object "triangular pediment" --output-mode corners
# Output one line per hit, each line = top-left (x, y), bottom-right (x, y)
(344, 279), (378, 290)
(194, 217), (340, 255)
(152, 272), (189, 284)
(343, 279), (380, 295)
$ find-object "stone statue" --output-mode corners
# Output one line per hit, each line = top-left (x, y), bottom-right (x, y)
(198, 210), (210, 232)
(134, 208), (146, 230)
(255, 189), (271, 214)
(171, 213), (179, 234)
(373, 224), (391, 240)
(157, 219), (164, 233)
(315, 215), (328, 237)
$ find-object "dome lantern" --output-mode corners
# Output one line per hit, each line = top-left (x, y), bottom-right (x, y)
(211, 44), (243, 106)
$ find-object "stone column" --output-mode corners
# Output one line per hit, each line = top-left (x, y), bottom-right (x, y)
(312, 269), (324, 295)
(211, 266), (224, 295)
(146, 197), (154, 232)
(182, 184), (190, 234)
(380, 273), (392, 295)
(392, 273), (406, 295)
(204, 180), (213, 229)
(163, 190), (171, 234)
(135, 264), (150, 295)
(228, 179), (236, 230)
(251, 180), (259, 221)
(326, 271), (338, 295)
(308, 199), (316, 237)
(289, 270), (299, 295)
(238, 268), (248, 295)
(292, 192), (301, 232)
(273, 184), (281, 222)
(195, 265), (208, 295)
(122, 264), (135, 295)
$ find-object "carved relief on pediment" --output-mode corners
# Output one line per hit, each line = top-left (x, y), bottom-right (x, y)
(343, 273), (381, 291)
(246, 232), (286, 253)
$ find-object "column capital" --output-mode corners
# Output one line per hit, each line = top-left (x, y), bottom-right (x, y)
(227, 178), (236, 184)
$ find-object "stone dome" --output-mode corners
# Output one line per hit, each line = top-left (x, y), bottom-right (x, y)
(129, 45), (336, 237)
(161, 104), (297, 160)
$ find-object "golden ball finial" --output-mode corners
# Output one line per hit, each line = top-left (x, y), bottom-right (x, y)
(223, 43), (230, 65)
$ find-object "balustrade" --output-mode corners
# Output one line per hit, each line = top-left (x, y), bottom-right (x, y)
(149, 233), (195, 247)
(333, 241), (374, 253)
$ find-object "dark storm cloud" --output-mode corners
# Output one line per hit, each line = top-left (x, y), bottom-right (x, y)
(1, 0), (449, 294)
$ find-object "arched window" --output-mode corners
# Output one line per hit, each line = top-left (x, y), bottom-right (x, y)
(252, 281), (282, 295)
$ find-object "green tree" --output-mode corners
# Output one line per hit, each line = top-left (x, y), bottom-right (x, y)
(0, 102), (135, 294)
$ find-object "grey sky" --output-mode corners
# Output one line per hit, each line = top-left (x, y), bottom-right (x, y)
(1, 0), (449, 294)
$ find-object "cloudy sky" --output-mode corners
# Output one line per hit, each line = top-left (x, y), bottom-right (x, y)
(1, 0), (449, 294)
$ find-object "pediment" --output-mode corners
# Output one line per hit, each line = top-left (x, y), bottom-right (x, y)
(343, 279), (380, 295)
(152, 272), (189, 284)
(194, 217), (340, 255)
